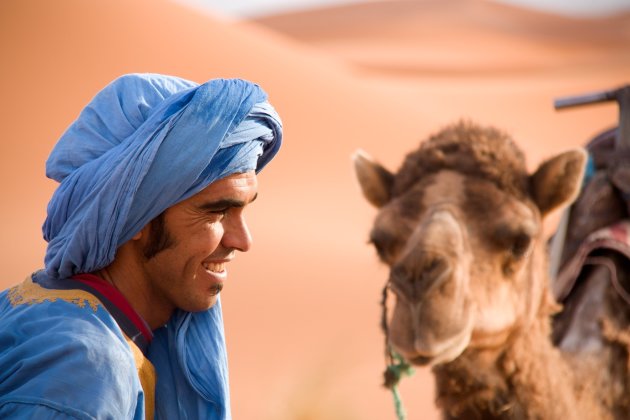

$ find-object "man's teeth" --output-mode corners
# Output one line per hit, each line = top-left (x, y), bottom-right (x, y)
(203, 262), (225, 273)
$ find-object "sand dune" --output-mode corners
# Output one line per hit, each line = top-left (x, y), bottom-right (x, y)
(1, 0), (628, 418)
(255, 0), (630, 76)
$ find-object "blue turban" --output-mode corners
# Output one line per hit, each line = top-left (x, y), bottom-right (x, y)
(36, 73), (282, 419)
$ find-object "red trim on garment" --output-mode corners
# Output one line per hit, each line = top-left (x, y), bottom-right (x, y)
(72, 273), (153, 343)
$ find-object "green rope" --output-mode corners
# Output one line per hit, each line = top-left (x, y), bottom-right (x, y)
(391, 384), (406, 420)
(384, 350), (414, 420)
(380, 284), (414, 420)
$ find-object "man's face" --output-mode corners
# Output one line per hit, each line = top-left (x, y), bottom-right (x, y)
(139, 171), (258, 314)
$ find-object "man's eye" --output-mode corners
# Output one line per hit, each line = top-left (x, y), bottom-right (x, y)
(204, 209), (228, 220)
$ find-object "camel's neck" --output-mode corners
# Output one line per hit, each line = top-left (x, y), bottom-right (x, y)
(432, 316), (589, 420)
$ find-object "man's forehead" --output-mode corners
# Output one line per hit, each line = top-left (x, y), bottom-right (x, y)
(198, 171), (257, 197)
(223, 171), (257, 184)
(216, 171), (257, 186)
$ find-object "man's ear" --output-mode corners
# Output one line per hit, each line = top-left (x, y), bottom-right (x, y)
(132, 224), (150, 241)
(530, 148), (587, 217)
(352, 150), (394, 208)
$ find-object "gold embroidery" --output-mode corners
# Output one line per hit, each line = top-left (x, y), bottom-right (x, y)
(125, 337), (156, 420)
(8, 276), (101, 312)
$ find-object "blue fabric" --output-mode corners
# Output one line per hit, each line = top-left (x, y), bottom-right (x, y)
(582, 153), (596, 187)
(0, 282), (145, 419)
(32, 73), (282, 419)
(149, 304), (230, 419)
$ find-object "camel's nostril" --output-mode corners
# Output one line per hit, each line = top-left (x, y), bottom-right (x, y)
(423, 256), (449, 283)
(388, 265), (413, 301)
(389, 253), (452, 302)
(390, 265), (409, 284)
(416, 254), (452, 298)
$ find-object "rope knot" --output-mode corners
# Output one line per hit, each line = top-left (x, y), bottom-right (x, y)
(383, 353), (415, 389)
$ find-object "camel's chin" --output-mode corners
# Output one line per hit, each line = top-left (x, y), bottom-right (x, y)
(469, 327), (513, 350)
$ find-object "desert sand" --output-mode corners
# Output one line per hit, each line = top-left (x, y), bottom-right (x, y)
(1, 0), (628, 418)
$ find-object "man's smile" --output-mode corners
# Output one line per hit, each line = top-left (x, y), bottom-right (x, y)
(203, 262), (226, 273)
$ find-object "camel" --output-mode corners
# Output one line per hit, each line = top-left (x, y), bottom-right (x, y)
(353, 121), (630, 419)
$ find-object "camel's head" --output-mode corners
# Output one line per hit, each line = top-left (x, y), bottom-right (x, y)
(354, 122), (586, 366)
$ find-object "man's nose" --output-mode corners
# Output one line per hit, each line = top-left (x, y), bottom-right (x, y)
(223, 215), (252, 252)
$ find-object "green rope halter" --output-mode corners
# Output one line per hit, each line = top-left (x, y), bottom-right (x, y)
(384, 351), (414, 420)
(380, 285), (415, 420)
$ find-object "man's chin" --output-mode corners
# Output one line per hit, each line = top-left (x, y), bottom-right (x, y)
(206, 294), (219, 309)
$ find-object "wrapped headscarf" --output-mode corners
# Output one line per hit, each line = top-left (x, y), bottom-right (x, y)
(35, 73), (283, 419)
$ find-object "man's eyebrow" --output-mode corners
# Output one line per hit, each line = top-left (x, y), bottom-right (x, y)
(197, 193), (258, 211)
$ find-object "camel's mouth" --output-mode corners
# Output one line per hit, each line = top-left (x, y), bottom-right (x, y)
(404, 336), (469, 366)
(392, 316), (474, 367)
(409, 355), (434, 366)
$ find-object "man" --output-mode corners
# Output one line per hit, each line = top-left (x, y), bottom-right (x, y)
(0, 73), (283, 419)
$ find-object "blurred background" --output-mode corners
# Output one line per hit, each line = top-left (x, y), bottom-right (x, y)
(1, 1), (628, 418)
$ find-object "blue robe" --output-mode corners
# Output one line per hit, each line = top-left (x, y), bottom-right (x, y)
(0, 275), (154, 419)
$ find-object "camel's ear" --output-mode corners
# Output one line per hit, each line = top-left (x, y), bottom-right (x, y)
(530, 148), (587, 216)
(352, 149), (394, 208)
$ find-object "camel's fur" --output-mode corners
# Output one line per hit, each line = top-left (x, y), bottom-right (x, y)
(354, 121), (630, 419)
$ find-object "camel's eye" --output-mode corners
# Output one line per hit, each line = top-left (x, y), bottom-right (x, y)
(370, 238), (389, 262)
(510, 233), (531, 259)
(369, 229), (399, 263)
(497, 230), (533, 276)
(492, 224), (532, 260)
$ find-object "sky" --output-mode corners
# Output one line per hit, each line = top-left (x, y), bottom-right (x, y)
(177, 0), (630, 18)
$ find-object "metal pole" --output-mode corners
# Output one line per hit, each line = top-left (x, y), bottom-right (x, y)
(554, 85), (630, 152)
(554, 89), (618, 110)
(616, 86), (630, 154)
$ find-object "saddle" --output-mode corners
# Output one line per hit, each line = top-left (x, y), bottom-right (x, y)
(550, 98), (630, 350)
